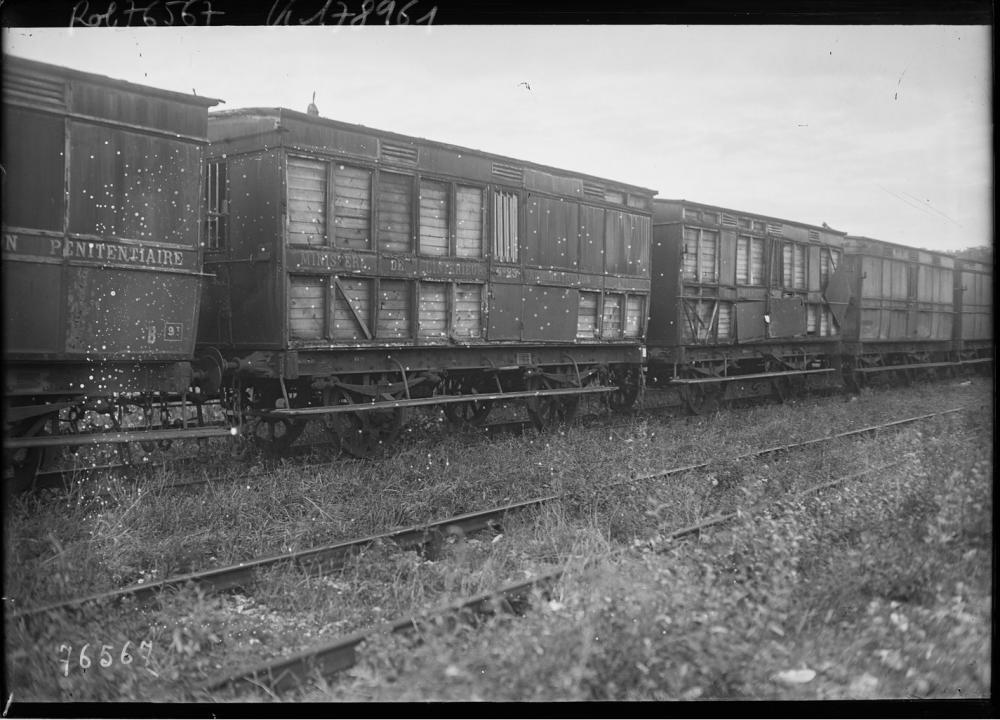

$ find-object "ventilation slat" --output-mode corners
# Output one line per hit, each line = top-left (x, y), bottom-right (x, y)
(379, 142), (418, 165)
(491, 161), (524, 184)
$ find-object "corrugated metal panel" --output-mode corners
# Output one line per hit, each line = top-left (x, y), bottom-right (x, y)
(419, 179), (449, 256)
(287, 156), (327, 246)
(577, 291), (599, 339)
(418, 282), (447, 340)
(455, 185), (483, 258)
(288, 276), (325, 339)
(377, 172), (412, 253)
(333, 278), (372, 340)
(333, 164), (371, 250)
(454, 284), (483, 339)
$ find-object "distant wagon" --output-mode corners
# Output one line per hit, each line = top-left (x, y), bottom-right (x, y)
(645, 199), (849, 413)
(839, 236), (992, 386)
(197, 107), (656, 456)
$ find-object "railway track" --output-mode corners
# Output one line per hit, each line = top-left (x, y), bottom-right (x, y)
(202, 458), (911, 695)
(12, 405), (971, 625)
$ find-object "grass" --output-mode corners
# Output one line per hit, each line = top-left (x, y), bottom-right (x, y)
(3, 375), (992, 701)
(313, 404), (992, 702)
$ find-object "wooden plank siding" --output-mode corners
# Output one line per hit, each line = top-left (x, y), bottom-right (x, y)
(454, 284), (483, 339)
(625, 295), (645, 339)
(577, 291), (599, 339)
(418, 282), (448, 340)
(288, 276), (325, 339)
(455, 186), (484, 257)
(287, 157), (327, 246)
(333, 278), (373, 341)
(333, 164), (372, 250)
(376, 279), (411, 338)
(377, 172), (412, 254)
(419, 179), (449, 256)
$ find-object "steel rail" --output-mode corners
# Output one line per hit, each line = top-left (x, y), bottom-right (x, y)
(204, 458), (912, 696)
(201, 573), (563, 694)
(9, 496), (553, 623)
(11, 405), (970, 622)
(264, 385), (616, 418)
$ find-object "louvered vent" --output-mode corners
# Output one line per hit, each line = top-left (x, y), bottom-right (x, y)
(3, 71), (66, 110)
(767, 222), (784, 236)
(722, 214), (737, 227)
(583, 181), (605, 198)
(909, 250), (919, 261)
(379, 141), (418, 165)
(931, 255), (941, 266)
(491, 161), (523, 183)
(808, 230), (820, 241)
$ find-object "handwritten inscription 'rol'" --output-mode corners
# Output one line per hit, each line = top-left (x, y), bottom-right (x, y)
(70, 0), (223, 26)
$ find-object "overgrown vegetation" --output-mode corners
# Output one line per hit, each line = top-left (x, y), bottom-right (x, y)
(4, 377), (991, 701)
(319, 405), (992, 701)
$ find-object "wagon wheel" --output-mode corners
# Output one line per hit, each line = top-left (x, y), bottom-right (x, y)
(682, 382), (724, 416)
(324, 388), (403, 459)
(606, 366), (641, 412)
(525, 375), (579, 430)
(441, 378), (492, 427)
(248, 416), (306, 455)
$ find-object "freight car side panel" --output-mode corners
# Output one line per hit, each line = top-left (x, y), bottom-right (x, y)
(2, 261), (63, 354)
(956, 263), (992, 343)
(844, 237), (955, 344)
(1, 107), (64, 231)
(69, 123), (203, 244)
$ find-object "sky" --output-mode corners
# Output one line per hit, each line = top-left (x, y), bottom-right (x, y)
(2, 24), (992, 253)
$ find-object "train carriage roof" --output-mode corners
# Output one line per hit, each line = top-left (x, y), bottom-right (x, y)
(209, 106), (658, 198)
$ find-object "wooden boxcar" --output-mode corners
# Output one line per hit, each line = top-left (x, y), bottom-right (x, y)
(198, 107), (656, 454)
(841, 236), (992, 380)
(952, 256), (992, 364)
(3, 57), (220, 477)
(647, 199), (850, 412)
(840, 236), (956, 378)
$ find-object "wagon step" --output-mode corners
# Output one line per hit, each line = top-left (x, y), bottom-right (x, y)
(855, 361), (961, 373)
(4, 425), (237, 450)
(669, 368), (835, 384)
(263, 385), (616, 418)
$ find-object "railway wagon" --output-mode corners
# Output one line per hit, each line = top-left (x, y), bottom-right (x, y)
(197, 107), (656, 456)
(952, 256), (992, 365)
(2, 57), (222, 486)
(646, 199), (851, 413)
(840, 235), (990, 384)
